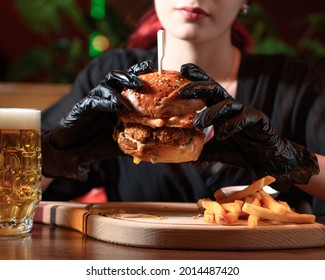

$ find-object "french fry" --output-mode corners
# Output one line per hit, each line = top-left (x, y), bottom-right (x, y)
(214, 189), (227, 200)
(203, 210), (215, 223)
(278, 201), (293, 212)
(221, 202), (242, 213)
(247, 197), (261, 229)
(247, 214), (259, 229)
(245, 196), (254, 204)
(197, 198), (210, 209)
(216, 175), (276, 203)
(242, 202), (316, 224)
(221, 201), (243, 224)
(239, 196), (253, 217)
(202, 200), (226, 224)
(258, 189), (287, 214)
(234, 200), (244, 208)
(223, 211), (240, 224)
(250, 192), (262, 201)
(200, 176), (316, 229)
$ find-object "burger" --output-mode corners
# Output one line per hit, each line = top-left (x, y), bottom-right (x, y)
(114, 70), (206, 164)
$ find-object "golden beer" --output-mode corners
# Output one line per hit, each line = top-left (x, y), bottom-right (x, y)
(0, 108), (41, 235)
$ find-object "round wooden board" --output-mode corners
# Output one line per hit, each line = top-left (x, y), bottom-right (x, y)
(82, 203), (325, 250)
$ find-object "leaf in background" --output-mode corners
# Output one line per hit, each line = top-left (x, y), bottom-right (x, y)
(305, 13), (325, 28)
(253, 37), (296, 56)
(299, 39), (325, 62)
(48, 38), (88, 83)
(7, 48), (51, 81)
(14, 0), (88, 34)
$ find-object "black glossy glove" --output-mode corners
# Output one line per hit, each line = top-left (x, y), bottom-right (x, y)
(42, 60), (155, 180)
(179, 63), (319, 185)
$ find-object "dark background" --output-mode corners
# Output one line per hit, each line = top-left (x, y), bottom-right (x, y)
(0, 0), (324, 83)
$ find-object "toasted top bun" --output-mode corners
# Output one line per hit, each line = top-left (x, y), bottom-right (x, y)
(121, 70), (206, 120)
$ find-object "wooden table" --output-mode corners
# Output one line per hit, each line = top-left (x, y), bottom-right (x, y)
(0, 82), (70, 111)
(1, 223), (325, 260)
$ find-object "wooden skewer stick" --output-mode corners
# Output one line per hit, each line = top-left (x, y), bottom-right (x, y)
(157, 29), (165, 73)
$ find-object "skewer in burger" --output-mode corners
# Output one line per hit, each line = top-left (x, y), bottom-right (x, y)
(114, 70), (206, 164)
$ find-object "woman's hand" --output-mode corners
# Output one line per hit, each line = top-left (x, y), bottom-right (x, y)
(42, 60), (155, 180)
(179, 63), (319, 185)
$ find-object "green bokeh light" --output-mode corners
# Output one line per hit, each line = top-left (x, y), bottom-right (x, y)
(90, 0), (105, 20)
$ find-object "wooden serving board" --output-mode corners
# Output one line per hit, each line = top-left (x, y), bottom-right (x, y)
(34, 201), (325, 250)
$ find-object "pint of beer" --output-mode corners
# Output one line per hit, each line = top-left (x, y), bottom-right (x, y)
(0, 108), (41, 236)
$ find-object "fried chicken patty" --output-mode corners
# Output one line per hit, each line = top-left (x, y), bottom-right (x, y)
(123, 123), (197, 146)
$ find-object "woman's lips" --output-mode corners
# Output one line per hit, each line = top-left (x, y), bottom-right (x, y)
(176, 7), (209, 20)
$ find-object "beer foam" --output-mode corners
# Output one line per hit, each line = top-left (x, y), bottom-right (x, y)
(0, 108), (41, 130)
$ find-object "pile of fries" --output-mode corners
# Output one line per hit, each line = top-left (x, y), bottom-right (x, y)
(198, 176), (316, 229)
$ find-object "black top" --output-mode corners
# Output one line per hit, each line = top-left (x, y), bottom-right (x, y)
(42, 47), (325, 209)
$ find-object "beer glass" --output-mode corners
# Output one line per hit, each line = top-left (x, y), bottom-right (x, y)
(0, 108), (41, 236)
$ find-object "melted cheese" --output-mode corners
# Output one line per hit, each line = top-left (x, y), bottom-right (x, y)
(133, 157), (141, 164)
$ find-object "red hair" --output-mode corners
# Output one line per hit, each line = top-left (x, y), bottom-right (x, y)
(127, 8), (253, 52)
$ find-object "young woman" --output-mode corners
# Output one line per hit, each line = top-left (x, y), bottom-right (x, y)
(41, 0), (325, 213)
